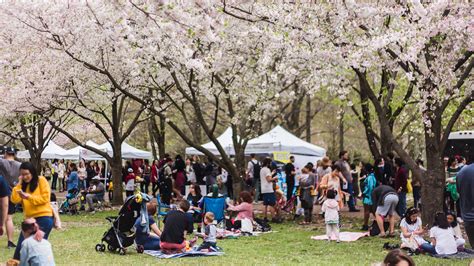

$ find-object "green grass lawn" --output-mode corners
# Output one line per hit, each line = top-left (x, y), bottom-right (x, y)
(0, 211), (470, 265)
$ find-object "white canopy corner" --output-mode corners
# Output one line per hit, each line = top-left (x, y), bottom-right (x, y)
(185, 127), (236, 156)
(63, 140), (105, 160)
(98, 141), (152, 159)
(16, 140), (69, 160)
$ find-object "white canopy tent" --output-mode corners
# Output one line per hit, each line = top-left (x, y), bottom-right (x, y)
(63, 140), (105, 161)
(16, 141), (70, 160)
(98, 142), (152, 159)
(185, 127), (236, 156)
(245, 125), (326, 168)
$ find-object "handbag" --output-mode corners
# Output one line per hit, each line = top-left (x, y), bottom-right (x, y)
(407, 179), (413, 193)
(51, 202), (62, 229)
(310, 187), (317, 196)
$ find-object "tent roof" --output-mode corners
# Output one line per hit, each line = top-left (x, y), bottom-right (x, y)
(17, 141), (69, 160)
(98, 142), (152, 159)
(245, 125), (326, 157)
(185, 127), (236, 156)
(63, 140), (104, 160)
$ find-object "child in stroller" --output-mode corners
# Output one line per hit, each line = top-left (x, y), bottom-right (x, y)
(59, 188), (80, 214)
(95, 192), (152, 255)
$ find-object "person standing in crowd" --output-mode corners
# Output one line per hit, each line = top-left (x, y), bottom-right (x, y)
(204, 158), (218, 193)
(141, 159), (151, 194)
(42, 162), (52, 182)
(335, 151), (358, 212)
(50, 160), (59, 191)
(372, 184), (399, 237)
(385, 152), (396, 186)
(445, 157), (460, 214)
(374, 157), (390, 185)
(350, 163), (359, 206)
(320, 165), (345, 209)
(86, 161), (96, 189)
(192, 155), (205, 185)
(0, 175), (10, 237)
(77, 160), (87, 190)
(85, 176), (105, 213)
(66, 163), (79, 192)
(260, 158), (279, 222)
(361, 163), (377, 231)
(284, 156), (296, 202)
(19, 218), (55, 266)
(0, 146), (21, 248)
(413, 159), (425, 209)
(160, 158), (174, 205)
(173, 155), (186, 195)
(150, 159), (159, 197)
(11, 162), (54, 260)
(394, 158), (408, 217)
(246, 154), (260, 201)
(57, 160), (66, 193)
(185, 157), (196, 184)
(124, 168), (136, 198)
(457, 163), (474, 248)
(298, 165), (316, 225)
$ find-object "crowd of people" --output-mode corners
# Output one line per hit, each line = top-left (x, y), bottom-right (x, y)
(0, 142), (473, 265)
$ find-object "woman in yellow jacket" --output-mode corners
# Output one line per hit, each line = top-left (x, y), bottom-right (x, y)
(11, 162), (53, 260)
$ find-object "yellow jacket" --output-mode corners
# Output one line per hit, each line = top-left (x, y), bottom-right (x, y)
(11, 176), (53, 218)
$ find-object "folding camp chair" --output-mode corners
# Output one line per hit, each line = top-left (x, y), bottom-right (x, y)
(155, 194), (172, 229)
(201, 196), (226, 229)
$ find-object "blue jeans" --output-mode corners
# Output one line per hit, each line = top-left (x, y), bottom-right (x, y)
(13, 216), (54, 260)
(397, 192), (407, 217)
(413, 186), (421, 209)
(347, 182), (356, 210)
(420, 243), (436, 254)
(141, 236), (161, 250)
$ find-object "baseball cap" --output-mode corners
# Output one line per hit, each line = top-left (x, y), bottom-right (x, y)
(4, 146), (16, 155)
(128, 168), (133, 173)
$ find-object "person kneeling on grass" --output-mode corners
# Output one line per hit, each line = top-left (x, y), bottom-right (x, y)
(197, 212), (218, 251)
(160, 200), (196, 253)
(134, 202), (162, 251)
(420, 212), (463, 255)
(20, 218), (55, 266)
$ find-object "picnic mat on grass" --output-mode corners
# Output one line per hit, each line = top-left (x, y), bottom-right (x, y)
(311, 232), (369, 242)
(432, 249), (474, 259)
(144, 250), (224, 259)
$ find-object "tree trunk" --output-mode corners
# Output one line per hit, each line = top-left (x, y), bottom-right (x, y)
(338, 110), (344, 152)
(380, 128), (394, 157)
(158, 116), (166, 158)
(148, 120), (157, 160)
(305, 95), (311, 142)
(422, 142), (445, 225)
(110, 160), (124, 205)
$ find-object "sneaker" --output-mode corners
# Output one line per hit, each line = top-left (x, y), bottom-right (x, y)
(361, 225), (369, 231)
(7, 241), (16, 249)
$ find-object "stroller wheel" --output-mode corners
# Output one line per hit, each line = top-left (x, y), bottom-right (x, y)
(101, 244), (106, 251)
(107, 244), (117, 252)
(95, 244), (104, 252)
(136, 245), (144, 254)
(119, 248), (126, 255)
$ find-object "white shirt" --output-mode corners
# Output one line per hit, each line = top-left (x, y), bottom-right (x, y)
(429, 226), (458, 255)
(400, 217), (427, 245)
(260, 167), (273, 194)
(247, 159), (258, 178)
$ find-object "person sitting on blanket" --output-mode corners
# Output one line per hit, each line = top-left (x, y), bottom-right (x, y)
(399, 207), (427, 250)
(197, 212), (218, 251)
(446, 211), (466, 249)
(134, 201), (162, 251)
(420, 212), (462, 255)
(160, 200), (196, 253)
(227, 191), (254, 230)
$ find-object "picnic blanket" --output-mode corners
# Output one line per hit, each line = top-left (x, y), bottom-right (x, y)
(311, 232), (369, 242)
(432, 248), (474, 259)
(144, 250), (224, 259)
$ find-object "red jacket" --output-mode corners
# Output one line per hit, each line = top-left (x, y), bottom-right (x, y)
(394, 167), (408, 193)
(124, 173), (135, 183)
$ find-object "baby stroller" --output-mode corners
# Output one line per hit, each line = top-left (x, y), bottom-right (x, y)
(59, 188), (80, 215)
(95, 193), (150, 255)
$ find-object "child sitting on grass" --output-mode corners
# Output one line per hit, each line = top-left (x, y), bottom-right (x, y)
(197, 212), (218, 251)
(160, 200), (196, 253)
(322, 189), (340, 242)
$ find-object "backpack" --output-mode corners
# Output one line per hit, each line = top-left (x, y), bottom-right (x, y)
(158, 165), (168, 184)
(369, 220), (389, 236)
(251, 160), (261, 180)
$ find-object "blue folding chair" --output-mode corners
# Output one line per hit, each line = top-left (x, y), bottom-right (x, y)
(155, 194), (172, 229)
(201, 196), (226, 229)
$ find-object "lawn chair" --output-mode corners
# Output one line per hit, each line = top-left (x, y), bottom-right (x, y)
(201, 196), (227, 230)
(155, 194), (172, 229)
